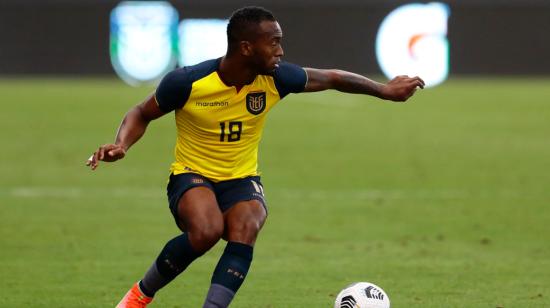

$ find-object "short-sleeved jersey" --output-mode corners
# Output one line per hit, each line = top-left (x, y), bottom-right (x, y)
(155, 58), (307, 182)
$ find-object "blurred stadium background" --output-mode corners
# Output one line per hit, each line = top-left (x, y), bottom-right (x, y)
(2, 0), (550, 77)
(1, 0), (549, 307)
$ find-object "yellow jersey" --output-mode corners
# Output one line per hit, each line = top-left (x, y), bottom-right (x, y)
(155, 58), (307, 182)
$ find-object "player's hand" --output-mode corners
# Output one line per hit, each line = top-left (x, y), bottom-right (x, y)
(86, 144), (126, 170)
(380, 75), (425, 102)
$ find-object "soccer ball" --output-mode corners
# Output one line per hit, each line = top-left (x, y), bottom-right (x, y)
(334, 282), (390, 308)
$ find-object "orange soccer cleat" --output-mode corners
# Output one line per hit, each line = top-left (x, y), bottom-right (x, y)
(116, 282), (153, 308)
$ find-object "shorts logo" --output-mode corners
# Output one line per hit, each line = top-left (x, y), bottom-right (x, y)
(246, 92), (266, 115)
(251, 180), (264, 196)
(191, 178), (204, 184)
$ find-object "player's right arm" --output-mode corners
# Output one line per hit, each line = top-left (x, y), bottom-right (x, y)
(86, 94), (166, 170)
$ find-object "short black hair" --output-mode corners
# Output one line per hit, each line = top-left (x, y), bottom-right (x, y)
(227, 6), (276, 47)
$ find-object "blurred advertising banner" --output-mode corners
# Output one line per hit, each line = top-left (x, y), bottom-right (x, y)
(110, 1), (179, 86)
(376, 3), (450, 88)
(178, 19), (228, 68)
(0, 1), (548, 79)
(110, 1), (451, 87)
(110, 1), (228, 86)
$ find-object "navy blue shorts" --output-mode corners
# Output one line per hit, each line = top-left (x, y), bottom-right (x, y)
(166, 173), (267, 224)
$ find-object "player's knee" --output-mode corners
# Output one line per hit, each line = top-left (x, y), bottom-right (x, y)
(227, 216), (266, 244)
(188, 223), (224, 252)
(241, 218), (263, 236)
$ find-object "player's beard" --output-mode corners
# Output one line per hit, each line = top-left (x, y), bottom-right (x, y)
(259, 63), (277, 75)
(249, 56), (275, 75)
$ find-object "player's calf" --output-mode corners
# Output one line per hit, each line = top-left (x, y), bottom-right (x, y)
(139, 232), (205, 298)
(203, 242), (254, 308)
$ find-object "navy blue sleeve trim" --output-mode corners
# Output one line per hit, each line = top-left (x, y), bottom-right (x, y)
(273, 62), (307, 99)
(155, 58), (220, 112)
(155, 68), (191, 112)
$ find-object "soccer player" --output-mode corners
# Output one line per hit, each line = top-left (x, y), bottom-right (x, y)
(87, 6), (424, 308)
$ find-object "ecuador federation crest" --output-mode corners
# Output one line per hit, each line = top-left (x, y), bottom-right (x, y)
(246, 92), (266, 115)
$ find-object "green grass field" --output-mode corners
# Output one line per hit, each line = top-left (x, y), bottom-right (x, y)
(1, 77), (549, 307)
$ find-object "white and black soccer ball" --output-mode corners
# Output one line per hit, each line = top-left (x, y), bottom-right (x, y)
(334, 282), (390, 308)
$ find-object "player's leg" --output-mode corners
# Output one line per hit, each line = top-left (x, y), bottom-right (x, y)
(203, 200), (267, 308)
(203, 177), (267, 308)
(139, 186), (224, 297)
(117, 174), (224, 307)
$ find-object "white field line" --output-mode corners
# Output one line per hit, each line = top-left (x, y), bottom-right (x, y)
(301, 99), (361, 107)
(7, 187), (161, 199)
(1, 186), (540, 200)
(275, 188), (533, 200)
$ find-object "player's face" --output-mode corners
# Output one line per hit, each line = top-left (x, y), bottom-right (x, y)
(250, 21), (284, 74)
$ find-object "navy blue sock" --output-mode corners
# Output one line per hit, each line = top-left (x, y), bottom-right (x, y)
(203, 242), (254, 307)
(210, 242), (253, 293)
(140, 233), (203, 297)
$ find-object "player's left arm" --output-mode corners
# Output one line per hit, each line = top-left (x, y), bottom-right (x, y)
(303, 68), (425, 102)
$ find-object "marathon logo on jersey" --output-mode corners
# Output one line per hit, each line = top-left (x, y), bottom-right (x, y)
(365, 286), (385, 300)
(195, 101), (229, 108)
(246, 92), (266, 115)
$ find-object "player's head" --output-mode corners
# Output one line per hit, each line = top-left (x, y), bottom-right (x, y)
(227, 6), (284, 73)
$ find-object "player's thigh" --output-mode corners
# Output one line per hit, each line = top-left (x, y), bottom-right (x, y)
(177, 186), (224, 234)
(167, 173), (223, 233)
(223, 199), (267, 245)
